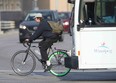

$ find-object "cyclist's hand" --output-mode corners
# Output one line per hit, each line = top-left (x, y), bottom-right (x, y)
(25, 39), (30, 43)
(24, 39), (32, 43)
(23, 39), (31, 47)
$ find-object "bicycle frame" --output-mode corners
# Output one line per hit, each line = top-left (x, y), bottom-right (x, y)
(24, 43), (54, 63)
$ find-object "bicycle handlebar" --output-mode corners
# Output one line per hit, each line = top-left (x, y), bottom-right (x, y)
(23, 42), (39, 48)
(23, 42), (31, 47)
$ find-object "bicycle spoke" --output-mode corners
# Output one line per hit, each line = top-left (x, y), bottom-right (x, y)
(11, 50), (36, 76)
(49, 51), (71, 77)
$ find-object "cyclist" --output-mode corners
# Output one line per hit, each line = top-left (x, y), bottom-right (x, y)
(25, 13), (59, 72)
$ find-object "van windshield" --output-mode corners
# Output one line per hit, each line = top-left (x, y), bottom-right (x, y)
(79, 0), (116, 25)
(96, 0), (116, 24)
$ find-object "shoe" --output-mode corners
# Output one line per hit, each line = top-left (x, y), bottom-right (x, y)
(40, 59), (46, 64)
(42, 63), (47, 69)
(40, 59), (47, 69)
(44, 64), (52, 72)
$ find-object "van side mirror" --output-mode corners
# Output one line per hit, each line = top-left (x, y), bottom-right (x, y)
(68, 0), (75, 4)
(77, 22), (85, 31)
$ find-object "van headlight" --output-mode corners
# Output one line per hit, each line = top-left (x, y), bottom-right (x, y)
(19, 25), (27, 29)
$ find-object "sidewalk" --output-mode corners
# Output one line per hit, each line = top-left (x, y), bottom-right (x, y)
(0, 29), (18, 37)
(0, 30), (3, 34)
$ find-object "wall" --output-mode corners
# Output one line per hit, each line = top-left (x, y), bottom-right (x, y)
(38, 0), (72, 12)
(38, 0), (50, 9)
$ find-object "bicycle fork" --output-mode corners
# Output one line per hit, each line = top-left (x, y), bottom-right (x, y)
(22, 49), (30, 64)
(55, 52), (64, 65)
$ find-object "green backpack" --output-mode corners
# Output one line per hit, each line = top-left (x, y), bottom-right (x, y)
(48, 21), (64, 34)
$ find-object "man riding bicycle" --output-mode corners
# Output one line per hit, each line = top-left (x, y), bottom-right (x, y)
(25, 13), (59, 72)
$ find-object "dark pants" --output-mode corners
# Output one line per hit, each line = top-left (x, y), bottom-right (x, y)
(39, 38), (58, 61)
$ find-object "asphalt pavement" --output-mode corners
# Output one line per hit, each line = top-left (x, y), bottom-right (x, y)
(0, 29), (116, 83)
(0, 70), (116, 83)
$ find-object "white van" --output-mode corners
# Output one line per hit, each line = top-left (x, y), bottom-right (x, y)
(67, 0), (116, 69)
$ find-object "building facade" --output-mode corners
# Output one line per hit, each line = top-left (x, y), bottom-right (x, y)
(0, 0), (73, 28)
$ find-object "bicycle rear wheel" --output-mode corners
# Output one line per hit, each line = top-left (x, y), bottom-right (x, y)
(49, 51), (71, 77)
(11, 50), (36, 76)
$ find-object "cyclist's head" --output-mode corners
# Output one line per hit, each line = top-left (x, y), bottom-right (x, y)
(34, 13), (43, 22)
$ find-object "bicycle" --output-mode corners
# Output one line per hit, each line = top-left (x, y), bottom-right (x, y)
(10, 42), (71, 77)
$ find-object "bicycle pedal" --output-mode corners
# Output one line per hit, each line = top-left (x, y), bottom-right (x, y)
(44, 64), (52, 72)
(41, 63), (46, 69)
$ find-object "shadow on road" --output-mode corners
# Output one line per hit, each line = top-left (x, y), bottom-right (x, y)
(58, 72), (116, 81)
(29, 71), (116, 81)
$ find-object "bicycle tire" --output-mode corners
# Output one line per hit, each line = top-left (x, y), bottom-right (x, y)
(11, 50), (36, 76)
(49, 51), (71, 77)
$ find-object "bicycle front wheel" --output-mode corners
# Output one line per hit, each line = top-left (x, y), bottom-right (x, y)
(11, 50), (36, 76)
(49, 51), (71, 77)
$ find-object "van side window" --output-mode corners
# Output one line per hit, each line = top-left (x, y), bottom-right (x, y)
(95, 0), (116, 24)
(79, 1), (95, 25)
(85, 2), (95, 25)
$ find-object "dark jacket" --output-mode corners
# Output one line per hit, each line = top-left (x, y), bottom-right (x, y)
(29, 19), (58, 42)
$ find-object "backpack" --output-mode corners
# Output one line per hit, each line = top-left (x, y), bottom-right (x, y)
(47, 21), (64, 35)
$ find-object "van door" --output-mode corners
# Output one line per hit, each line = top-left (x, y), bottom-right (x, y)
(75, 0), (116, 69)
